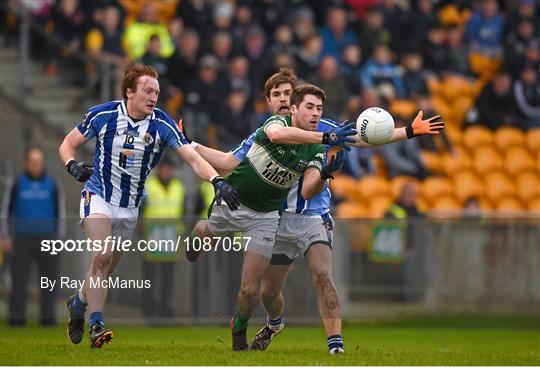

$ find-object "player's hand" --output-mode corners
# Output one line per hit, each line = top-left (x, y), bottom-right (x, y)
(66, 160), (93, 182)
(320, 150), (345, 180)
(176, 118), (192, 143)
(211, 176), (240, 211)
(322, 122), (356, 151)
(406, 111), (444, 138)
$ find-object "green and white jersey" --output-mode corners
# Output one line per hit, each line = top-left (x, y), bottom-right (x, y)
(226, 115), (325, 212)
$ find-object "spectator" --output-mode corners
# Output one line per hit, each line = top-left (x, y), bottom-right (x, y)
(341, 147), (375, 179)
(504, 19), (540, 77)
(320, 6), (358, 61)
(140, 157), (185, 318)
(272, 24), (297, 55)
(356, 6), (390, 61)
(445, 25), (472, 76)
(422, 25), (451, 74)
(380, 119), (430, 179)
(404, 0), (439, 53)
(243, 26), (272, 98)
(183, 55), (228, 143)
(140, 35), (168, 77)
(1, 147), (65, 326)
(200, 1), (234, 52)
(46, 0), (87, 78)
(361, 44), (406, 100)
(292, 6), (317, 45)
(218, 89), (255, 147)
(123, 2), (175, 60)
(225, 55), (252, 103)
(468, 71), (521, 130)
(513, 64), (540, 130)
(230, 2), (256, 52)
(380, 0), (408, 58)
(341, 44), (364, 95)
(295, 33), (323, 80)
(166, 28), (200, 92)
(401, 52), (429, 99)
(175, 0), (211, 32)
(463, 0), (505, 57)
(211, 31), (233, 71)
(386, 181), (423, 219)
(309, 55), (349, 121)
(462, 196), (483, 219)
(507, 0), (540, 36)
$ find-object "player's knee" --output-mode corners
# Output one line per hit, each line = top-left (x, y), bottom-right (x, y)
(312, 269), (331, 288)
(240, 283), (260, 302)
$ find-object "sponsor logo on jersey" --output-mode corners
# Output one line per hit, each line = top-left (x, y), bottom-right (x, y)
(261, 161), (294, 186)
(295, 159), (308, 171)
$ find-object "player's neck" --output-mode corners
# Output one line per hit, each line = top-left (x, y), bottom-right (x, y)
(125, 100), (147, 121)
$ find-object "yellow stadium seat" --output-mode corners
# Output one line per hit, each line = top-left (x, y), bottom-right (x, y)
(504, 146), (535, 177)
(468, 53), (502, 81)
(420, 176), (454, 205)
(427, 77), (441, 96)
(418, 197), (429, 212)
(337, 201), (369, 218)
(444, 124), (462, 146)
(372, 153), (388, 177)
(484, 171), (516, 203)
(449, 96), (474, 126)
(526, 128), (540, 154)
(479, 196), (493, 211)
(441, 146), (472, 176)
(515, 172), (540, 203)
(390, 99), (417, 119)
(421, 150), (442, 174)
(495, 197), (525, 212)
(452, 171), (484, 202)
(494, 126), (526, 151)
(359, 176), (391, 199)
(528, 196), (540, 213)
(368, 195), (393, 219)
(391, 176), (419, 199)
(431, 96), (451, 119)
(331, 174), (363, 201)
(441, 75), (474, 102)
(431, 195), (461, 211)
(463, 125), (494, 152)
(473, 145), (503, 176)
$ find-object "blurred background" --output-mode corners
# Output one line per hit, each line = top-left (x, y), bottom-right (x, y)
(0, 0), (538, 325)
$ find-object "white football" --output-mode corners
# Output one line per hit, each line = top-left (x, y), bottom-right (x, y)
(356, 107), (395, 145)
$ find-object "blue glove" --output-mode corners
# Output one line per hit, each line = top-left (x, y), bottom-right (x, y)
(320, 151), (345, 180)
(66, 160), (93, 182)
(322, 122), (356, 151)
(212, 176), (240, 210)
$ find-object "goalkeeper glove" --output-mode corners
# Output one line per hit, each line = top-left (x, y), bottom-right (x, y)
(406, 111), (445, 139)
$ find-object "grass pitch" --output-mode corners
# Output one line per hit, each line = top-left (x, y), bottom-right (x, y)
(0, 316), (538, 365)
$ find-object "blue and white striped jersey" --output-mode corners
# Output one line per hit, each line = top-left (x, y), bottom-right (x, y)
(231, 118), (339, 216)
(77, 100), (188, 208)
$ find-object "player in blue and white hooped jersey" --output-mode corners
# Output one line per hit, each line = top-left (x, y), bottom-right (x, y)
(181, 68), (444, 354)
(58, 64), (239, 349)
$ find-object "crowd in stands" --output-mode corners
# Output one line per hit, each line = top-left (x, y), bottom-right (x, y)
(2, 0), (539, 215)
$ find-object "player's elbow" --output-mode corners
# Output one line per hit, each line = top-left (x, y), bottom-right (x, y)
(301, 185), (316, 200)
(266, 129), (282, 143)
(223, 154), (240, 172)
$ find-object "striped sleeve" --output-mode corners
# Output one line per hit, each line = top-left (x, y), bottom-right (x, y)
(230, 129), (258, 161)
(156, 112), (188, 150)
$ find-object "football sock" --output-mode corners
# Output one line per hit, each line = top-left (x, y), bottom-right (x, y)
(78, 290), (87, 304)
(327, 335), (344, 351)
(267, 316), (283, 331)
(232, 312), (249, 332)
(70, 293), (87, 316)
(89, 311), (104, 328)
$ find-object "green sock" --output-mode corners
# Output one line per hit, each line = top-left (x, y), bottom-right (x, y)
(233, 312), (249, 332)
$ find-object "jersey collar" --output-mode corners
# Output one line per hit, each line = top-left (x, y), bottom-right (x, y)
(119, 100), (156, 124)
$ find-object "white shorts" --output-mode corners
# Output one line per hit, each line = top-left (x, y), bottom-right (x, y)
(271, 212), (334, 265)
(207, 202), (280, 259)
(79, 190), (139, 240)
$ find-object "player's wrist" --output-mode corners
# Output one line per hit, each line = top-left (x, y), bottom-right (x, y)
(406, 125), (415, 139)
(190, 141), (199, 149)
(65, 159), (77, 173)
(210, 175), (223, 185)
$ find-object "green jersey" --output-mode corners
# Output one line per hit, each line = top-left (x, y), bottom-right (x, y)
(226, 115), (325, 212)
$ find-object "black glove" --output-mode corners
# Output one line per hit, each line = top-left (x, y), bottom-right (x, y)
(212, 176), (240, 210)
(320, 150), (345, 180)
(66, 160), (93, 182)
(176, 118), (192, 143)
(322, 122), (356, 151)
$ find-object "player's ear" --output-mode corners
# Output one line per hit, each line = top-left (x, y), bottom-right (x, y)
(290, 104), (297, 114)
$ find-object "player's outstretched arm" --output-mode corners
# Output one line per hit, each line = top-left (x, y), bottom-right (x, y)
(176, 145), (240, 210)
(59, 128), (94, 182)
(301, 150), (345, 199)
(266, 122), (356, 150)
(176, 118), (240, 176)
(349, 111), (444, 148)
